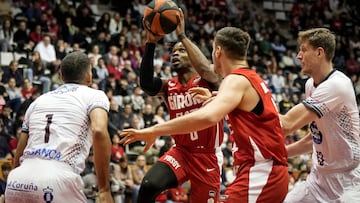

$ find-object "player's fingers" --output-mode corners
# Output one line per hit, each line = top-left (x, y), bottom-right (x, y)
(189, 87), (204, 94)
(193, 94), (209, 101)
(123, 136), (136, 146)
(143, 143), (151, 152)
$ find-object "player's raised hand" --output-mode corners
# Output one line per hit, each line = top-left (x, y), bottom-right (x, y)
(119, 128), (157, 152)
(175, 8), (185, 36)
(143, 19), (163, 43)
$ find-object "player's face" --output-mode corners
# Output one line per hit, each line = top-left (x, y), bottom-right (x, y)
(171, 42), (191, 71)
(297, 41), (319, 76)
(211, 41), (222, 76)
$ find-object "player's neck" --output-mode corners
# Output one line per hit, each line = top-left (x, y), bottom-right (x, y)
(178, 69), (197, 85)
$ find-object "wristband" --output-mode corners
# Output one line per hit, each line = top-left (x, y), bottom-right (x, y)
(178, 33), (186, 41)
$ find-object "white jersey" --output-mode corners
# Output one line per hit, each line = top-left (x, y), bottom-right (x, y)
(20, 84), (109, 174)
(303, 70), (360, 172)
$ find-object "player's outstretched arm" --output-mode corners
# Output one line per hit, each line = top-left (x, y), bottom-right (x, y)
(13, 132), (29, 167)
(176, 8), (221, 86)
(90, 108), (114, 203)
(120, 75), (244, 147)
(280, 103), (318, 135)
(139, 26), (167, 97)
(286, 133), (313, 157)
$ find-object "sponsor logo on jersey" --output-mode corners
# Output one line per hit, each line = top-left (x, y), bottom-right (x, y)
(24, 148), (62, 160)
(43, 186), (54, 203)
(7, 181), (39, 192)
(168, 81), (176, 87)
(168, 92), (202, 110)
(206, 168), (215, 172)
(310, 121), (322, 144)
(163, 155), (181, 169)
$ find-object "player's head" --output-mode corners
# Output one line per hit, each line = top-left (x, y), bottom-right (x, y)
(297, 28), (335, 62)
(212, 27), (250, 75)
(60, 51), (92, 86)
(214, 27), (251, 61)
(170, 42), (192, 72)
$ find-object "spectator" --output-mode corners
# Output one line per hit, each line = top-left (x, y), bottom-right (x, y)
(74, 5), (95, 37)
(29, 24), (43, 45)
(96, 12), (111, 34)
(2, 60), (23, 88)
(271, 69), (286, 98)
(130, 86), (145, 113)
(143, 104), (157, 129)
(55, 39), (67, 60)
(112, 156), (135, 203)
(107, 55), (124, 81)
(88, 44), (103, 67)
(345, 52), (360, 75)
(111, 134), (125, 163)
(95, 57), (109, 83)
(131, 154), (148, 203)
(154, 105), (168, 124)
(24, 51), (51, 93)
(103, 45), (119, 65)
(0, 18), (15, 52)
(5, 78), (24, 114)
(60, 16), (76, 45)
(0, 162), (11, 199)
(20, 78), (35, 100)
(13, 20), (34, 53)
(34, 35), (61, 73)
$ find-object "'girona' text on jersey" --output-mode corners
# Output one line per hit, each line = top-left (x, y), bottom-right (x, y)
(167, 92), (202, 110)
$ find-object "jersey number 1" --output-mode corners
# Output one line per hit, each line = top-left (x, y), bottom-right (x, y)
(44, 114), (53, 143)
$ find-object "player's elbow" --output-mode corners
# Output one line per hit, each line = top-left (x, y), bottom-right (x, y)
(140, 79), (161, 96)
(92, 127), (105, 138)
(201, 111), (223, 126)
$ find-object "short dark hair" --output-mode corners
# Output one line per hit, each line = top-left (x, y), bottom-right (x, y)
(60, 51), (90, 83)
(215, 27), (251, 60)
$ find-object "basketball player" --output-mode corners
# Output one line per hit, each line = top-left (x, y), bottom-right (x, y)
(281, 28), (360, 202)
(5, 52), (114, 203)
(121, 27), (289, 202)
(135, 9), (224, 203)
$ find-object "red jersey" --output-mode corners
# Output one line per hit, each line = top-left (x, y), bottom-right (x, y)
(227, 68), (287, 167)
(165, 74), (223, 152)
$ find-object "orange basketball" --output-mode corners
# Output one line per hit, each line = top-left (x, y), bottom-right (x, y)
(143, 0), (180, 36)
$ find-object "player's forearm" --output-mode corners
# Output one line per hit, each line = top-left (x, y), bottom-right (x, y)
(151, 107), (220, 136)
(14, 133), (29, 167)
(180, 37), (219, 83)
(286, 133), (313, 157)
(93, 131), (112, 192)
(139, 43), (163, 96)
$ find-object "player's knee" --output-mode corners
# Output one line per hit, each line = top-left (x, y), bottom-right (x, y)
(140, 177), (163, 194)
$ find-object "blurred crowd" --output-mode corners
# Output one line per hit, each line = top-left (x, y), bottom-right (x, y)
(0, 0), (359, 202)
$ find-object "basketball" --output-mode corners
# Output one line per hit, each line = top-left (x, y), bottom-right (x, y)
(143, 0), (180, 36)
